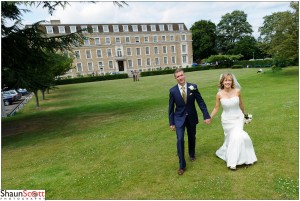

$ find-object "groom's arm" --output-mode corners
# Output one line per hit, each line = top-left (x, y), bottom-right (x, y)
(168, 90), (175, 128)
(194, 87), (211, 121)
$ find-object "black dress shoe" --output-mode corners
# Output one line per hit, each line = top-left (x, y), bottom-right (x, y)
(178, 168), (185, 175)
(190, 157), (196, 162)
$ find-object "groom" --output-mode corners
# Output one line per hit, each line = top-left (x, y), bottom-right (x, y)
(168, 68), (211, 175)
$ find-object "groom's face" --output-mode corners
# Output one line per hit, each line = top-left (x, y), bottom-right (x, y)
(175, 71), (185, 85)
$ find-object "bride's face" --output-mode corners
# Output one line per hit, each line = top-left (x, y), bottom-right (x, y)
(223, 76), (233, 89)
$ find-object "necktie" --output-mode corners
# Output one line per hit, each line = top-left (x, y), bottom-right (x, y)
(181, 86), (187, 104)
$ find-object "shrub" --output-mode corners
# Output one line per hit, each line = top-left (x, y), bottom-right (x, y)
(55, 74), (128, 85)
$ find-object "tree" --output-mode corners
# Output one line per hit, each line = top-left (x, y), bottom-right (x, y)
(190, 20), (217, 63)
(230, 36), (264, 60)
(258, 1), (299, 66)
(216, 10), (253, 54)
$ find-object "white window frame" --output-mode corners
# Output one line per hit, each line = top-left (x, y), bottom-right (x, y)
(123, 25), (129, 32)
(135, 36), (140, 43)
(105, 37), (111, 44)
(137, 58), (142, 67)
(92, 25), (99, 33)
(155, 57), (160, 65)
(46, 26), (53, 34)
(108, 60), (114, 68)
(163, 46), (167, 54)
(181, 34), (186, 41)
(94, 37), (101, 45)
(170, 35), (175, 41)
(178, 24), (184, 31)
(146, 58), (151, 66)
(128, 60), (133, 68)
(58, 26), (65, 33)
(70, 26), (77, 33)
(159, 24), (164, 31)
(125, 36), (130, 43)
(132, 25), (138, 32)
(87, 62), (94, 71)
(103, 25), (109, 32)
(81, 25), (88, 33)
(144, 36), (149, 43)
(171, 45), (176, 53)
(182, 55), (187, 63)
(107, 49), (112, 57)
(96, 49), (102, 58)
(172, 56), (176, 64)
(151, 24), (156, 31)
(163, 56), (168, 64)
(86, 50), (92, 59)
(162, 35), (166, 42)
(115, 37), (121, 44)
(153, 35), (158, 43)
(168, 24), (173, 31)
(84, 38), (90, 45)
(145, 47), (150, 55)
(113, 25), (119, 32)
(98, 61), (104, 69)
(136, 47), (141, 56)
(154, 46), (159, 54)
(77, 63), (83, 72)
(74, 50), (80, 59)
(182, 44), (187, 53)
(127, 48), (132, 56)
(142, 25), (147, 31)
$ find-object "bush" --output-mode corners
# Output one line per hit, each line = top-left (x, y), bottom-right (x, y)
(55, 74), (128, 85)
(140, 66), (211, 77)
(232, 65), (243, 69)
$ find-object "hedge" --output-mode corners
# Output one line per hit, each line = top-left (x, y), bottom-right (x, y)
(141, 66), (211, 77)
(55, 73), (128, 85)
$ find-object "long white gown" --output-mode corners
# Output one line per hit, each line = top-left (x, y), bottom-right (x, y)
(216, 96), (257, 168)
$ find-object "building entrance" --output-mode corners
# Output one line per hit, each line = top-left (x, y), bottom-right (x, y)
(118, 61), (124, 71)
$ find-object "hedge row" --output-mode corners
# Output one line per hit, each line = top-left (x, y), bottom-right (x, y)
(235, 59), (273, 68)
(55, 73), (128, 85)
(141, 66), (211, 77)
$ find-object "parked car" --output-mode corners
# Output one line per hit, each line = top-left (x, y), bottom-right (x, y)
(2, 93), (14, 105)
(17, 88), (29, 96)
(8, 90), (22, 100)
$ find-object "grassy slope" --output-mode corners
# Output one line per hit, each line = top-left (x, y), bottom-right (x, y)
(1, 67), (298, 199)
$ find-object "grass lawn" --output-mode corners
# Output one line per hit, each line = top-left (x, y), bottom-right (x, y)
(1, 67), (298, 200)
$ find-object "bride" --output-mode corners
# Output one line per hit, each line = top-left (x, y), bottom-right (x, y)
(210, 73), (257, 170)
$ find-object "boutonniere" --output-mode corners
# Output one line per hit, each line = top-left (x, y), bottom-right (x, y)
(188, 85), (197, 95)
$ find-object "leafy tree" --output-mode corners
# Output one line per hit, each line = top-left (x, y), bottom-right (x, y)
(206, 54), (243, 67)
(190, 20), (217, 63)
(258, 1), (299, 66)
(216, 10), (253, 54)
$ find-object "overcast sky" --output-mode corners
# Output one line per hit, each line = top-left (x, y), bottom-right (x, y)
(18, 1), (292, 39)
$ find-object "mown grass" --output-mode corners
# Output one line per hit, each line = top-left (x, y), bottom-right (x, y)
(1, 67), (298, 200)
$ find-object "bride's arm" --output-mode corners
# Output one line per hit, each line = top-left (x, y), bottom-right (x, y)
(210, 93), (221, 119)
(237, 90), (245, 114)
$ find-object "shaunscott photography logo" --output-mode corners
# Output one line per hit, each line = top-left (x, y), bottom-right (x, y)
(0, 190), (45, 200)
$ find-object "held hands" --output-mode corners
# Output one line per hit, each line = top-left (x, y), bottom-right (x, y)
(170, 125), (175, 131)
(204, 118), (211, 125)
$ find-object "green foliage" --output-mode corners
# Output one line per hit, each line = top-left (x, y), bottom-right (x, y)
(55, 73), (128, 85)
(1, 67), (298, 199)
(235, 59), (273, 68)
(141, 66), (211, 77)
(190, 20), (217, 62)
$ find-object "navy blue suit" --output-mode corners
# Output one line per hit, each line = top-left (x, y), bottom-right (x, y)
(168, 82), (210, 169)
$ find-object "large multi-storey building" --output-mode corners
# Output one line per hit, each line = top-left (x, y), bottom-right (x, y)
(40, 20), (193, 78)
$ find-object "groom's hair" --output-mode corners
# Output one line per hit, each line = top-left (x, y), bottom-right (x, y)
(174, 68), (184, 76)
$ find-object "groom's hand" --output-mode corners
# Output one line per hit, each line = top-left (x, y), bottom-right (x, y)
(204, 118), (211, 125)
(170, 125), (175, 131)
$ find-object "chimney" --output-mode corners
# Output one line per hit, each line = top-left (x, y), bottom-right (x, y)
(50, 20), (61, 24)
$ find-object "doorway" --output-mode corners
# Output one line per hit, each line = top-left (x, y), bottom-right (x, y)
(118, 61), (124, 71)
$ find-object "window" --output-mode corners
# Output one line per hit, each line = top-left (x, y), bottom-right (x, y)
(81, 25), (88, 33)
(181, 34), (186, 41)
(154, 47), (159, 54)
(77, 63), (82, 72)
(151, 25), (156, 31)
(171, 46), (175, 53)
(58, 26), (65, 33)
(74, 50), (80, 59)
(108, 61), (113, 68)
(86, 50), (92, 59)
(103, 25), (109, 32)
(107, 49), (112, 57)
(159, 24), (164, 31)
(145, 47), (150, 55)
(123, 25), (129, 32)
(113, 25), (119, 32)
(94, 37), (100, 45)
(155, 58), (160, 65)
(178, 24), (184, 31)
(125, 36), (130, 43)
(170, 35), (175, 41)
(127, 48), (132, 56)
(84, 38), (90, 45)
(128, 60), (133, 68)
(146, 58), (151, 66)
(144, 36), (149, 42)
(163, 56), (168, 64)
(132, 25), (138, 32)
(70, 26), (77, 33)
(182, 44), (187, 53)
(142, 25), (147, 31)
(182, 55), (187, 63)
(153, 35), (158, 43)
(163, 46), (167, 54)
(98, 61), (104, 68)
(46, 26), (53, 34)
(105, 37), (111, 44)
(172, 56), (176, 64)
(117, 48), (122, 57)
(136, 48), (141, 56)
(87, 62), (93, 71)
(92, 25), (98, 32)
(162, 35), (166, 41)
(135, 36), (140, 43)
(96, 49), (102, 58)
(168, 24), (173, 31)
(115, 37), (121, 44)
(137, 59), (142, 67)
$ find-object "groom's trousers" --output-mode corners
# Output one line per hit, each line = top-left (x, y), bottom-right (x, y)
(175, 116), (196, 169)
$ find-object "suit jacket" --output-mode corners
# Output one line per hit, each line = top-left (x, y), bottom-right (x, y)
(169, 82), (210, 127)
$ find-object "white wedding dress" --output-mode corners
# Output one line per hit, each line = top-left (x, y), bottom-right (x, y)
(216, 96), (257, 168)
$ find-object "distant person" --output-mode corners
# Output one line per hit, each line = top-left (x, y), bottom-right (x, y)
(257, 68), (263, 73)
(168, 68), (211, 175)
(210, 73), (257, 170)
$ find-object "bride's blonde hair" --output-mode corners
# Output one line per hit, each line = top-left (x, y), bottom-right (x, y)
(219, 73), (235, 90)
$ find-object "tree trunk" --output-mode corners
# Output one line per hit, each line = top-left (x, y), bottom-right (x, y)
(33, 90), (40, 108)
(42, 89), (45, 100)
